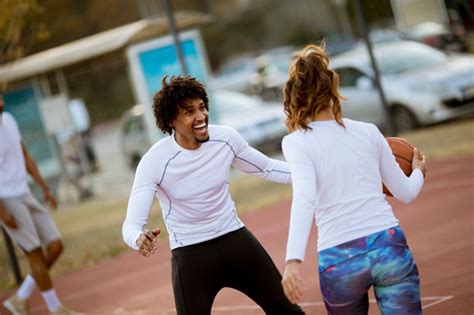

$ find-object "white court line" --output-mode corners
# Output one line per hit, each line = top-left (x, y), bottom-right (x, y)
(156, 295), (454, 314)
(420, 295), (454, 310)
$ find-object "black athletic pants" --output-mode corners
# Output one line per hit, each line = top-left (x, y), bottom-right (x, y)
(171, 227), (305, 315)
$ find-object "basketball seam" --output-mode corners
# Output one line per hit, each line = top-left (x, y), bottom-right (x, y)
(393, 154), (411, 164)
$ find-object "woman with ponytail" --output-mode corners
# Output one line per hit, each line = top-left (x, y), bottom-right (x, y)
(280, 44), (427, 315)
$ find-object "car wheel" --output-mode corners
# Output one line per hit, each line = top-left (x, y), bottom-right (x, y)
(391, 105), (419, 132)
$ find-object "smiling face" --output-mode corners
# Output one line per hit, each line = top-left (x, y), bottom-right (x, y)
(172, 98), (209, 150)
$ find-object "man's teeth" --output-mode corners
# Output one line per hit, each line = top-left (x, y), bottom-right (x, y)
(194, 123), (206, 129)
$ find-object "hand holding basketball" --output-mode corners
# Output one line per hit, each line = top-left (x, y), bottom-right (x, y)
(383, 137), (426, 196)
(412, 148), (427, 176)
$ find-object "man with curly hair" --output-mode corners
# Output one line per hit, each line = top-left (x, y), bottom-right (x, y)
(122, 76), (305, 314)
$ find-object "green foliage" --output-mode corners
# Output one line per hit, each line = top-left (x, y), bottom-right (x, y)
(0, 0), (49, 63)
(33, 0), (140, 54)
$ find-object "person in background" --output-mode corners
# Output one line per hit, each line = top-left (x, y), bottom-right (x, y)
(122, 76), (305, 315)
(280, 45), (427, 314)
(68, 98), (99, 172)
(0, 93), (83, 315)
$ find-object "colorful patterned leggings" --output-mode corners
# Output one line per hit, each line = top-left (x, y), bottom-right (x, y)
(318, 226), (421, 315)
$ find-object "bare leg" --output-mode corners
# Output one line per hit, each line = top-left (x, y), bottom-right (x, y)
(44, 239), (63, 268)
(25, 248), (52, 291)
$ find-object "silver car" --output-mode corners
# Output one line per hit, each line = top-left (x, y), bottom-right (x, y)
(120, 104), (149, 167)
(213, 90), (287, 153)
(121, 90), (287, 167)
(330, 41), (474, 131)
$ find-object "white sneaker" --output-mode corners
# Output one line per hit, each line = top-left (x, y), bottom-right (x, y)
(3, 294), (29, 315)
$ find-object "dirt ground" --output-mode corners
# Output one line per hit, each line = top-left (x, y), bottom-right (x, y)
(1, 155), (473, 315)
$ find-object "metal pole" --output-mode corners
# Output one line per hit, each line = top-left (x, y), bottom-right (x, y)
(353, 0), (397, 136)
(2, 227), (22, 285)
(163, 0), (188, 75)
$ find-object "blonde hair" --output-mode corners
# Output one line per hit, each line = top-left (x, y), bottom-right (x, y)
(284, 43), (345, 132)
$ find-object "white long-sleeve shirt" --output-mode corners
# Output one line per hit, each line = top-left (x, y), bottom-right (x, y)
(282, 119), (424, 261)
(122, 124), (291, 250)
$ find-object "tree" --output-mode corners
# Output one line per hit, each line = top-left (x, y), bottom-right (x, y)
(0, 0), (49, 64)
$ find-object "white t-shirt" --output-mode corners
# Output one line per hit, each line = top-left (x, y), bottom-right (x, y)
(122, 124), (291, 250)
(282, 118), (424, 261)
(0, 112), (29, 198)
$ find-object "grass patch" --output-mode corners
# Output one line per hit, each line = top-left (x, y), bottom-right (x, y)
(1, 118), (472, 294)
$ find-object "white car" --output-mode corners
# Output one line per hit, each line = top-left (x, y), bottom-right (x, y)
(213, 90), (287, 152)
(330, 41), (474, 131)
(120, 104), (149, 167)
(121, 90), (287, 167)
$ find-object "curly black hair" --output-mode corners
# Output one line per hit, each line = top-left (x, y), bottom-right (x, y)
(152, 76), (209, 135)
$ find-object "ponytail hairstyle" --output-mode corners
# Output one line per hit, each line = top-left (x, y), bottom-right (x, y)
(284, 43), (345, 132)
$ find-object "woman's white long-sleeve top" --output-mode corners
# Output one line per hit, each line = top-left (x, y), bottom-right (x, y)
(282, 119), (424, 261)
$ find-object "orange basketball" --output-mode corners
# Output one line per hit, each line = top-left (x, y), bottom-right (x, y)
(383, 137), (422, 197)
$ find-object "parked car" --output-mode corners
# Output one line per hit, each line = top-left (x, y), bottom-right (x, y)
(210, 46), (295, 101)
(330, 40), (474, 131)
(120, 104), (149, 167)
(213, 90), (287, 152)
(403, 21), (468, 52)
(210, 55), (257, 94)
(121, 90), (287, 168)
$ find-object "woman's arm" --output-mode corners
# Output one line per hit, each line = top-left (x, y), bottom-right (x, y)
(282, 136), (317, 262)
(373, 126), (426, 203)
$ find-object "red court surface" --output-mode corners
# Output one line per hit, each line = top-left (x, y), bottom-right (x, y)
(1, 155), (473, 314)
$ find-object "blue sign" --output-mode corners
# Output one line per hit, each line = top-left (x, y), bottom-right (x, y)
(126, 29), (213, 142)
(138, 38), (207, 102)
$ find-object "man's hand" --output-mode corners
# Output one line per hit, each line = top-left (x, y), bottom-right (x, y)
(43, 188), (57, 210)
(282, 259), (304, 304)
(137, 228), (161, 257)
(0, 204), (17, 229)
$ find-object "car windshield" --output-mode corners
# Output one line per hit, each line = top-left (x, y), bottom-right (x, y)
(376, 44), (448, 74)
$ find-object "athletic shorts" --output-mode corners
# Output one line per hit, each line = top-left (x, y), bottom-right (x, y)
(0, 192), (61, 252)
(318, 226), (421, 315)
(171, 227), (305, 315)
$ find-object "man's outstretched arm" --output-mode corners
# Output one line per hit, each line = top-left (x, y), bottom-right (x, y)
(22, 143), (57, 209)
